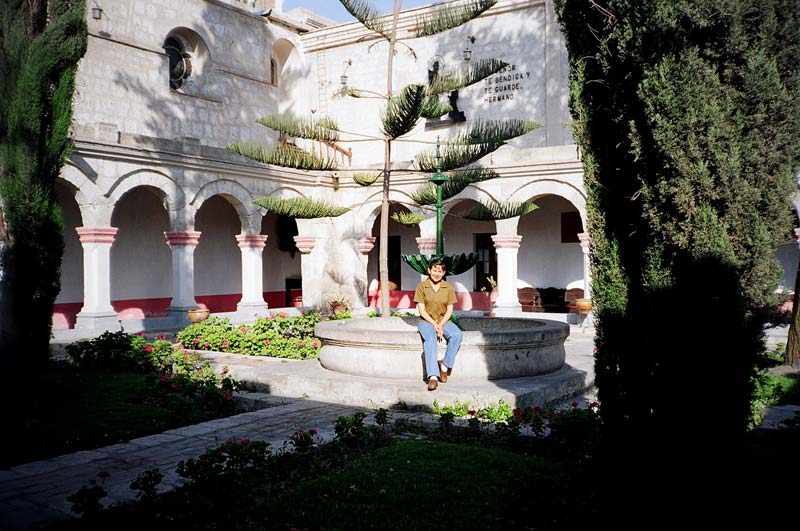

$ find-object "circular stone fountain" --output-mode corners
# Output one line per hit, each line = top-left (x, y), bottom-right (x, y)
(315, 316), (569, 380)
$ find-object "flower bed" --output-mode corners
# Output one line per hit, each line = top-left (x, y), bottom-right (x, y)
(176, 312), (323, 359)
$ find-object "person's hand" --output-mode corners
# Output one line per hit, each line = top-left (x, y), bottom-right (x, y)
(435, 323), (444, 340)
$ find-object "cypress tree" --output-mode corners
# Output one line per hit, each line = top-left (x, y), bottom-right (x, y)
(0, 0), (88, 369)
(555, 0), (800, 450)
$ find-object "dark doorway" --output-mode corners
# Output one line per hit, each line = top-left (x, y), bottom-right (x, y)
(474, 233), (497, 291)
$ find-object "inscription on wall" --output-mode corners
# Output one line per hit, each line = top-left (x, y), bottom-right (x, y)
(483, 64), (530, 103)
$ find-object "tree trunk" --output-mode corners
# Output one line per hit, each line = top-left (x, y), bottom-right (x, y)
(379, 0), (403, 318)
(785, 255), (800, 367)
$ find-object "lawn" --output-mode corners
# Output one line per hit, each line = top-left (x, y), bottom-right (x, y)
(5, 361), (238, 469)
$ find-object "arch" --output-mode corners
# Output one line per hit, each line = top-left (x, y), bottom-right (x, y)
(107, 169), (185, 214)
(508, 179), (587, 227)
(440, 186), (501, 217)
(191, 179), (256, 227)
(60, 162), (103, 205)
(357, 190), (427, 235)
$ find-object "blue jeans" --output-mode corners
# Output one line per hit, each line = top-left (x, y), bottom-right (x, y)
(417, 321), (462, 381)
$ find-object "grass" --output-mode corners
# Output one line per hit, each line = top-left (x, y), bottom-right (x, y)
(270, 439), (597, 530)
(773, 373), (800, 405)
(5, 362), (230, 469)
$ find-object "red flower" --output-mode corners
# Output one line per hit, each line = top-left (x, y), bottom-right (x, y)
(532, 406), (542, 413)
(240, 438), (251, 444)
(137, 331), (145, 337)
(144, 345), (152, 353)
(467, 409), (476, 416)
(571, 401), (579, 408)
(158, 334), (166, 340)
(97, 471), (110, 479)
(171, 383), (177, 390)
(308, 429), (317, 436)
(263, 340), (270, 346)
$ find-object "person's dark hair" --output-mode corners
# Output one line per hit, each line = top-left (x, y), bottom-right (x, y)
(428, 259), (445, 272)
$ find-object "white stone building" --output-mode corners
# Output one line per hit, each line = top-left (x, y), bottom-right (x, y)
(54, 0), (614, 332)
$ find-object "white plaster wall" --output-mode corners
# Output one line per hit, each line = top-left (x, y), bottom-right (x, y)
(110, 187), (172, 300)
(261, 213), (302, 292)
(55, 184), (84, 303)
(195, 195), (242, 296)
(517, 195), (583, 289)
(301, 0), (570, 167)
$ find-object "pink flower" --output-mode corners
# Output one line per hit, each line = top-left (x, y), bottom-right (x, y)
(225, 392), (232, 400)
(193, 338), (200, 344)
(198, 336), (203, 340)
(203, 342), (209, 348)
(137, 331), (145, 337)
(221, 341), (229, 349)
(158, 334), (166, 340)
(239, 327), (247, 333)
(263, 340), (270, 346)
(159, 375), (167, 382)
(171, 383), (177, 389)
(144, 345), (152, 353)
(312, 340), (319, 348)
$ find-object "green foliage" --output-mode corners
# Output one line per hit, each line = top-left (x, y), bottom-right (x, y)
(338, 0), (390, 39)
(381, 83), (426, 139)
(334, 411), (368, 446)
(416, 141), (505, 172)
(0, 0), (88, 366)
(176, 313), (322, 359)
(461, 200), (539, 221)
(226, 142), (337, 171)
(66, 331), (173, 373)
(556, 0), (800, 442)
(67, 476), (107, 517)
(420, 95), (452, 119)
(410, 166), (498, 205)
(414, 0), (498, 37)
(253, 195), (349, 218)
(353, 172), (380, 186)
(431, 399), (471, 417)
(428, 58), (508, 95)
(390, 211), (423, 226)
(130, 469), (163, 503)
(255, 113), (340, 142)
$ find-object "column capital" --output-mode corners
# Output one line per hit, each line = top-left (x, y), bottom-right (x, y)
(236, 234), (268, 248)
(794, 228), (800, 249)
(491, 235), (522, 249)
(578, 231), (591, 251)
(294, 235), (317, 254)
(416, 236), (437, 253)
(76, 226), (118, 244)
(164, 231), (201, 247)
(356, 236), (376, 254)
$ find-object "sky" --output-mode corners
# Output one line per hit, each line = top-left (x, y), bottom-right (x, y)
(282, 1), (435, 23)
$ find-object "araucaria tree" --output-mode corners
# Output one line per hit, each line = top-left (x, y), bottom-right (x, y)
(556, 0), (800, 445)
(228, 0), (539, 317)
(0, 0), (88, 368)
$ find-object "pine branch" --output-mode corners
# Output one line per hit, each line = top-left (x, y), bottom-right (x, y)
(255, 113), (339, 142)
(253, 196), (350, 218)
(391, 211), (423, 226)
(353, 172), (380, 186)
(428, 59), (508, 95)
(414, 0), (498, 37)
(416, 142), (505, 172)
(338, 0), (390, 39)
(420, 96), (452, 119)
(411, 166), (498, 205)
(226, 142), (337, 171)
(461, 200), (538, 221)
(450, 119), (541, 144)
(381, 84), (425, 139)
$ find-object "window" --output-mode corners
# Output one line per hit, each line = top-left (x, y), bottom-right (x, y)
(164, 36), (191, 90)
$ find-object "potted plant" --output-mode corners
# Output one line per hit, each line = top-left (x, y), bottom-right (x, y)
(327, 293), (351, 317)
(480, 276), (497, 317)
(187, 307), (210, 323)
(575, 298), (592, 314)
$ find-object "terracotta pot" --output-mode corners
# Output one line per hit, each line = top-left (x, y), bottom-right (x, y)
(187, 308), (210, 323)
(331, 303), (348, 316)
(575, 299), (592, 313)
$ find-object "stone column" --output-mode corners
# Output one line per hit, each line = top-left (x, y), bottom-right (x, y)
(491, 235), (523, 315)
(294, 235), (318, 308)
(164, 231), (201, 319)
(415, 236), (436, 255)
(355, 236), (376, 308)
(578, 232), (591, 298)
(75, 227), (121, 331)
(236, 234), (269, 315)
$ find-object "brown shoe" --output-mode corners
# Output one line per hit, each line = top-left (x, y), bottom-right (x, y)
(439, 361), (451, 383)
(427, 378), (438, 391)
